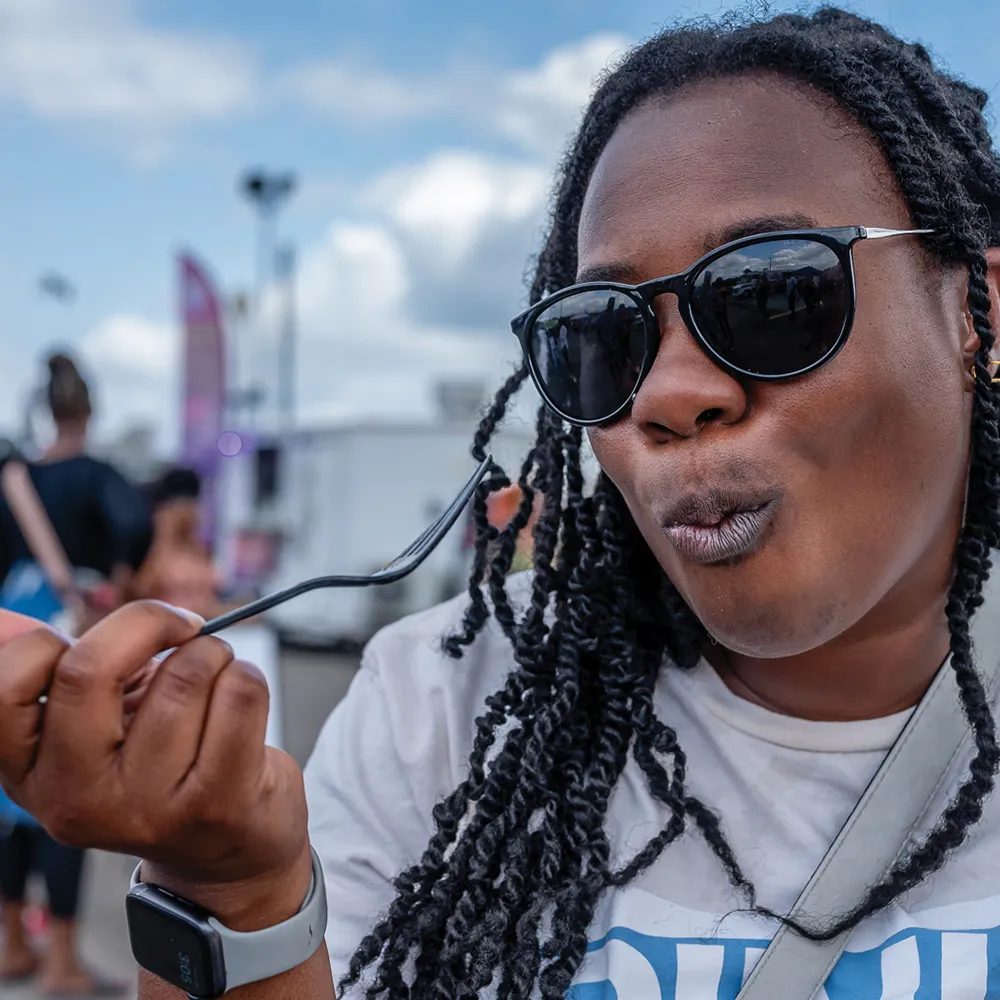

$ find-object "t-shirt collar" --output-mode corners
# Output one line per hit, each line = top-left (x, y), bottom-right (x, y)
(670, 658), (915, 753)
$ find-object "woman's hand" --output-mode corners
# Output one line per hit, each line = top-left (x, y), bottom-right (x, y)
(0, 608), (45, 645)
(0, 601), (312, 932)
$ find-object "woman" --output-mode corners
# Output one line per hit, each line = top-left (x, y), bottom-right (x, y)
(0, 353), (149, 996)
(0, 353), (153, 615)
(0, 7), (998, 999)
(132, 467), (222, 619)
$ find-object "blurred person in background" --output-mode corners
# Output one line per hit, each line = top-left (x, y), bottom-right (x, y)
(486, 484), (542, 574)
(0, 352), (149, 996)
(133, 466), (222, 619)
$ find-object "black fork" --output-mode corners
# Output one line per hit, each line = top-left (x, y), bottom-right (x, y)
(198, 455), (494, 637)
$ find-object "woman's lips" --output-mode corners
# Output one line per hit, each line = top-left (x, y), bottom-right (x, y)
(663, 499), (779, 565)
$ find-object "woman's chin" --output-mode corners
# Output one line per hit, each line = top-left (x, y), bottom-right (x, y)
(690, 594), (850, 660)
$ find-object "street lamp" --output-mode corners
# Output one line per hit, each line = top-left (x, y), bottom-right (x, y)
(239, 168), (297, 429)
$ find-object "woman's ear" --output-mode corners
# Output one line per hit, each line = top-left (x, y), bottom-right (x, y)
(963, 249), (1000, 386)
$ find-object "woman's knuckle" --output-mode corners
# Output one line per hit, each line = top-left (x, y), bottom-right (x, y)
(160, 655), (214, 704)
(0, 685), (18, 716)
(131, 599), (171, 624)
(51, 646), (101, 699)
(228, 660), (270, 706)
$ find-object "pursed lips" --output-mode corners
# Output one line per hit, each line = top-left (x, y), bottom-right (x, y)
(658, 486), (783, 565)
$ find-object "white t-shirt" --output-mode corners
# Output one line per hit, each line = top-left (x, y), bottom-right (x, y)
(303, 574), (1000, 999)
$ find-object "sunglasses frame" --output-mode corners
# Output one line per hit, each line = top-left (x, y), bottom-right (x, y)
(511, 225), (932, 426)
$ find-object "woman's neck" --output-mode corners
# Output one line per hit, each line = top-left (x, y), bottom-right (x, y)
(42, 424), (87, 462)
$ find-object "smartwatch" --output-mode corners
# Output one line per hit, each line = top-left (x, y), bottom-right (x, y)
(125, 848), (328, 999)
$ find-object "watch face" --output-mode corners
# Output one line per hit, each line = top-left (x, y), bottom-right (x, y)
(126, 886), (226, 998)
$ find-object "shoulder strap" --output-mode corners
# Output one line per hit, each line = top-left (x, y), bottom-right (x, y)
(736, 566), (1000, 1000)
(0, 459), (77, 599)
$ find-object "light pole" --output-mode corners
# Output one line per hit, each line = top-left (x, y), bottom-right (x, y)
(275, 244), (297, 433)
(239, 169), (296, 430)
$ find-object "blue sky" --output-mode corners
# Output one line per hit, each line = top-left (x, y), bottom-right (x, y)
(1, 0), (998, 454)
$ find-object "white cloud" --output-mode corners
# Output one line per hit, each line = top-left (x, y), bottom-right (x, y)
(263, 217), (471, 371)
(262, 39), (633, 417)
(264, 215), (523, 414)
(42, 29), (624, 442)
(0, 0), (256, 155)
(278, 33), (630, 158)
(366, 151), (549, 270)
(279, 59), (450, 123)
(83, 313), (176, 376)
(493, 33), (628, 157)
(0, 6), (627, 168)
(80, 313), (179, 449)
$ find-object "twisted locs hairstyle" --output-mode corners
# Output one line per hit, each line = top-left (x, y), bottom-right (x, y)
(343, 9), (1000, 998)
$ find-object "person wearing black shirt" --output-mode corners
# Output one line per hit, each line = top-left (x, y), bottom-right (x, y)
(0, 353), (150, 996)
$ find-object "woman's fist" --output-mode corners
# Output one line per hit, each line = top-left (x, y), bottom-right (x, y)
(0, 601), (311, 929)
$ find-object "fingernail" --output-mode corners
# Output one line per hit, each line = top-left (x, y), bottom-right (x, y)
(42, 623), (74, 643)
(167, 605), (205, 628)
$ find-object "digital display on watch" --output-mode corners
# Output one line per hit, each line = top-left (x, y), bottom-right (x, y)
(125, 884), (227, 998)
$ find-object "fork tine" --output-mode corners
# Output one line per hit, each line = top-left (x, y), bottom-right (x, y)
(391, 455), (493, 560)
(378, 455), (494, 573)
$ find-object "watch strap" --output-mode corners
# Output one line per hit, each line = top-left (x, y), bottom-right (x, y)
(212, 847), (327, 991)
(130, 846), (327, 994)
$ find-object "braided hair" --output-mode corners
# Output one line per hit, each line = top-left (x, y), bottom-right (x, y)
(343, 9), (1000, 997)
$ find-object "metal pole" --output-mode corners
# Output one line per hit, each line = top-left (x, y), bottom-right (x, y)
(276, 244), (296, 432)
(240, 170), (296, 433)
(254, 205), (275, 417)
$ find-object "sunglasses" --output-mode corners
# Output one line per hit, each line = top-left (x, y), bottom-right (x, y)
(511, 226), (932, 426)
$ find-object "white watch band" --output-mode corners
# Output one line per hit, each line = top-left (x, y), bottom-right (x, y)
(130, 847), (328, 993)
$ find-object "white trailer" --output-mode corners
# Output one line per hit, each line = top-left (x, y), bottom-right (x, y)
(217, 415), (534, 647)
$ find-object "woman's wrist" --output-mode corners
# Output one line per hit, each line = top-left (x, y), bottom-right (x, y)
(139, 842), (315, 933)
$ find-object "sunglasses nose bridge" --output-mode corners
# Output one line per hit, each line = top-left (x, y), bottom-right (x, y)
(640, 279), (686, 336)
(641, 274), (684, 301)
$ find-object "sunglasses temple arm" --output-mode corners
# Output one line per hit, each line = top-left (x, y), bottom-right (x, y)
(861, 227), (935, 239)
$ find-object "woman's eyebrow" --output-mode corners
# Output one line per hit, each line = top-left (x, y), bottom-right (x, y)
(702, 213), (821, 252)
(575, 261), (645, 284)
(574, 214), (824, 284)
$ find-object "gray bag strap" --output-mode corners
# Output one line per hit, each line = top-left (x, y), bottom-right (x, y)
(736, 566), (1000, 1000)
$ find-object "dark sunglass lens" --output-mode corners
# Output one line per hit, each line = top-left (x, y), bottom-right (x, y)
(528, 289), (647, 421)
(690, 239), (848, 376)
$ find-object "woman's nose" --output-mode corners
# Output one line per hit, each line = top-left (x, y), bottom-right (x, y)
(629, 296), (748, 439)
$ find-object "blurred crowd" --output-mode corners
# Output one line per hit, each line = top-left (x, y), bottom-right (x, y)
(0, 350), (222, 996)
(0, 348), (541, 998)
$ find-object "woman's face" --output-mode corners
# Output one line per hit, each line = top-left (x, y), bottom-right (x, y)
(583, 75), (984, 658)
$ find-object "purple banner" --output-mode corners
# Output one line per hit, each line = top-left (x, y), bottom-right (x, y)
(179, 253), (226, 549)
